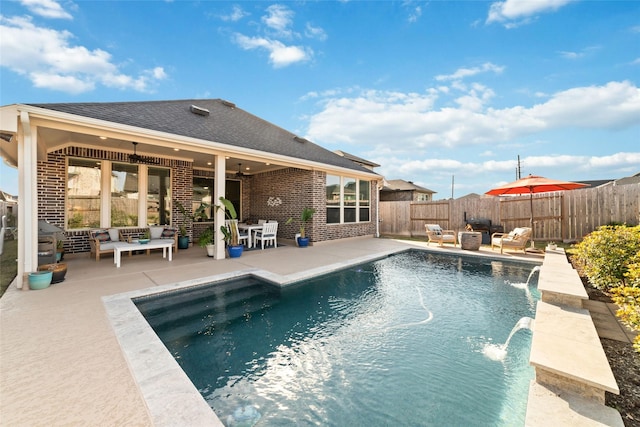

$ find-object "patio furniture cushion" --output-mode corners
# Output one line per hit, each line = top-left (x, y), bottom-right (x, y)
(108, 228), (120, 241)
(149, 226), (164, 239)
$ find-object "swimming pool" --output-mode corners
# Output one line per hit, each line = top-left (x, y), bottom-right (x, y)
(135, 250), (540, 426)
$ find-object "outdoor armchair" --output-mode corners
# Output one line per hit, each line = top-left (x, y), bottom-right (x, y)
(490, 227), (532, 254)
(425, 224), (457, 247)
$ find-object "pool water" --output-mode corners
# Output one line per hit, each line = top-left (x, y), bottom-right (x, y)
(135, 250), (540, 426)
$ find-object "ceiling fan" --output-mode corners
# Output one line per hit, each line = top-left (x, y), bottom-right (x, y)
(236, 163), (248, 177)
(128, 142), (159, 164)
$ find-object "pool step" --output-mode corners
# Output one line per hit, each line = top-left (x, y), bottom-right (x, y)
(135, 277), (280, 340)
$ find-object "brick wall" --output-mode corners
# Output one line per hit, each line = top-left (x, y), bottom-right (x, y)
(37, 149), (377, 253)
(250, 168), (377, 243)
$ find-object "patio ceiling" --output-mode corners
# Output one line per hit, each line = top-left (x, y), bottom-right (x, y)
(3, 124), (289, 175)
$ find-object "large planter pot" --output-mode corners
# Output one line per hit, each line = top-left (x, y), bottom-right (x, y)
(297, 237), (310, 248)
(205, 244), (215, 257)
(227, 245), (243, 258)
(178, 236), (190, 249)
(29, 271), (53, 290)
(38, 263), (68, 284)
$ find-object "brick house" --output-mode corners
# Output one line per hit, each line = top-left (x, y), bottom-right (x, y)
(380, 179), (436, 202)
(0, 99), (382, 286)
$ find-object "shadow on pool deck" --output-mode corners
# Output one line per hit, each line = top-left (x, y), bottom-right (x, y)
(1, 237), (547, 426)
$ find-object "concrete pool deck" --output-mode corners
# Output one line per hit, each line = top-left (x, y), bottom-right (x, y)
(0, 237), (625, 426)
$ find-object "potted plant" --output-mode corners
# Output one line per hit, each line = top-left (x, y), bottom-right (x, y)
(198, 226), (216, 257)
(56, 239), (65, 262)
(216, 197), (243, 258)
(175, 201), (210, 249)
(286, 207), (316, 247)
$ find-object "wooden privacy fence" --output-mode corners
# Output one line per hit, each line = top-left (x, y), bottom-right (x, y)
(379, 183), (640, 242)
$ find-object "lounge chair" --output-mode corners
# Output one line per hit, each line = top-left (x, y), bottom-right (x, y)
(425, 224), (457, 247)
(490, 227), (532, 254)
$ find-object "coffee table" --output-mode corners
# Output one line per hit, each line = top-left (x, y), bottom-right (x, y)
(114, 241), (174, 268)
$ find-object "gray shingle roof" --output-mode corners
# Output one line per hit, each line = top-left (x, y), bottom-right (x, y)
(27, 99), (376, 175)
(382, 179), (436, 193)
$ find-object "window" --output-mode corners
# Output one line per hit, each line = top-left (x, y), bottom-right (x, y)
(326, 175), (370, 224)
(67, 158), (101, 229)
(326, 174), (341, 224)
(66, 159), (171, 229)
(111, 163), (139, 227)
(359, 179), (370, 222)
(148, 167), (171, 225)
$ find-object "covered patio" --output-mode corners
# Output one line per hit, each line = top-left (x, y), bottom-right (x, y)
(0, 100), (381, 288)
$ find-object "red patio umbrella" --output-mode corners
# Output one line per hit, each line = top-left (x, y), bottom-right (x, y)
(485, 174), (589, 249)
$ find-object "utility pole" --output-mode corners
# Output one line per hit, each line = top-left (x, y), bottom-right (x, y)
(451, 175), (454, 199)
(517, 155), (522, 179)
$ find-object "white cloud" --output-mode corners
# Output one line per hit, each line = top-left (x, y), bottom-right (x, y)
(558, 51), (582, 59)
(234, 34), (311, 68)
(0, 16), (167, 94)
(305, 23), (327, 41)
(305, 81), (640, 151)
(220, 5), (248, 22)
(20, 0), (72, 19)
(231, 4), (321, 68)
(487, 0), (574, 27)
(435, 62), (504, 81)
(262, 4), (294, 37)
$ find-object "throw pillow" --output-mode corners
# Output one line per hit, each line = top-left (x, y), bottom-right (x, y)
(107, 228), (120, 242)
(93, 230), (111, 242)
(161, 228), (176, 238)
(149, 226), (164, 239)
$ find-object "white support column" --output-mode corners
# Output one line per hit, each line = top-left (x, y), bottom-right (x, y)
(18, 111), (37, 288)
(213, 155), (226, 260)
(101, 160), (111, 227)
(138, 164), (148, 227)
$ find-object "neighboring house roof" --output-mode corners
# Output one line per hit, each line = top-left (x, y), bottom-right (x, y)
(614, 172), (640, 186)
(25, 99), (376, 176)
(334, 150), (380, 168)
(576, 179), (614, 188)
(457, 193), (482, 200)
(382, 179), (436, 193)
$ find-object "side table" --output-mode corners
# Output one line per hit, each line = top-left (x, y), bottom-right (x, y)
(458, 231), (482, 251)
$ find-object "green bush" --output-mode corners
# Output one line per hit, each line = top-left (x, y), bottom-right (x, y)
(574, 224), (640, 353)
(611, 285), (640, 352)
(574, 225), (640, 290)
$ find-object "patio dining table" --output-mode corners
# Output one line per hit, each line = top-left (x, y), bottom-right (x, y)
(237, 223), (263, 249)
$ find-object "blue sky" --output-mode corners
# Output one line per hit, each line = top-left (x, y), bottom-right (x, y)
(1, 0), (639, 198)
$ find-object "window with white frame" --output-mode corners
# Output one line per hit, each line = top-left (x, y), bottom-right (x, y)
(325, 174), (370, 224)
(66, 158), (171, 229)
(67, 158), (102, 229)
(111, 162), (139, 227)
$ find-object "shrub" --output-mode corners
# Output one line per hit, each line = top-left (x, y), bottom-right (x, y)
(574, 224), (640, 353)
(611, 286), (640, 352)
(573, 225), (640, 290)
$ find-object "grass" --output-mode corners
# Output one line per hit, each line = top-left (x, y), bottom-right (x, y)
(1, 239), (18, 298)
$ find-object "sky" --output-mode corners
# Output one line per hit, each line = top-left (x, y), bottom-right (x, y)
(1, 0), (639, 199)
